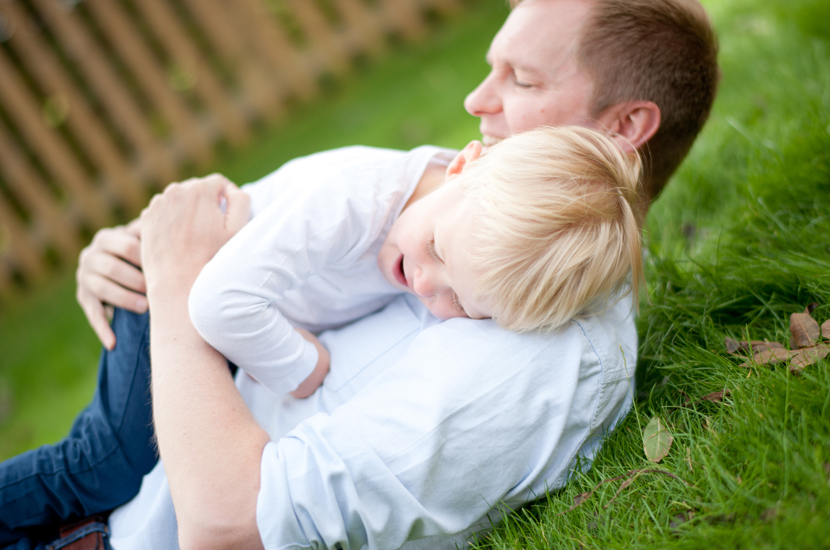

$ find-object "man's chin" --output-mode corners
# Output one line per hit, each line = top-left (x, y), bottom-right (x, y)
(481, 135), (504, 147)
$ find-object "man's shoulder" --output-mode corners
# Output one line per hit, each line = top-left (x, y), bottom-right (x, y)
(414, 294), (637, 370)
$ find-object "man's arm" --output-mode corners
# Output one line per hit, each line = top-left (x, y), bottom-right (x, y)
(249, 296), (635, 549)
(140, 177), (267, 550)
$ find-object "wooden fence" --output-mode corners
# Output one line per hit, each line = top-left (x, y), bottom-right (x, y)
(0, 0), (465, 297)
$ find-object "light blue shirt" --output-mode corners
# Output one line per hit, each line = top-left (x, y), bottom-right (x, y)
(108, 293), (636, 549)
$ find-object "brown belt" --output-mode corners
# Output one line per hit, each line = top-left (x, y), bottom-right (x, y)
(46, 515), (108, 550)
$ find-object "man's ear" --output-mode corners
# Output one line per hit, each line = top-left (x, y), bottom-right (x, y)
(446, 140), (483, 177)
(596, 101), (661, 152)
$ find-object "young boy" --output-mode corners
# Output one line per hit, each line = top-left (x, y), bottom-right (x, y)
(0, 126), (643, 544)
(189, 125), (643, 399)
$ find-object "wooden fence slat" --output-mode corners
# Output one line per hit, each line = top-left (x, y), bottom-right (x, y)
(0, 118), (81, 262)
(419, 0), (462, 16)
(132, 0), (250, 146)
(0, 0), (468, 297)
(0, 259), (13, 299)
(3, 0), (145, 214)
(286, 0), (349, 73)
(31, 0), (179, 185)
(0, 48), (112, 228)
(378, 0), (426, 39)
(333, 0), (385, 56)
(0, 195), (46, 282)
(82, 0), (213, 166)
(231, 0), (317, 99)
(178, 0), (283, 122)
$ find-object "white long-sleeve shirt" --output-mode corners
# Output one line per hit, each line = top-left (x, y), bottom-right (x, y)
(189, 145), (455, 395)
(108, 293), (637, 549)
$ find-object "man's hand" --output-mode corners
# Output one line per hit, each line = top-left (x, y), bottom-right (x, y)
(76, 219), (146, 350)
(140, 174), (250, 304)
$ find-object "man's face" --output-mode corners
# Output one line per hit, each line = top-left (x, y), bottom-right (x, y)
(464, 0), (597, 146)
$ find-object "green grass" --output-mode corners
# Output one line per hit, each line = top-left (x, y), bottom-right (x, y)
(2, 0), (829, 548)
(471, 0), (830, 548)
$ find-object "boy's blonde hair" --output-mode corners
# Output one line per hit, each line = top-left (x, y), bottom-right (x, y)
(453, 126), (643, 333)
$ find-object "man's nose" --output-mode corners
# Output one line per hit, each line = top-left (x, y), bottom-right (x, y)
(464, 73), (501, 116)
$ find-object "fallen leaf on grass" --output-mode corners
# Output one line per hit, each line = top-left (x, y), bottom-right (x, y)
(699, 389), (731, 403)
(727, 306), (830, 373)
(738, 347), (794, 368)
(644, 417), (673, 463)
(790, 308), (820, 349)
(670, 511), (695, 531)
(789, 344), (830, 374)
(725, 337), (784, 355)
(761, 503), (779, 522)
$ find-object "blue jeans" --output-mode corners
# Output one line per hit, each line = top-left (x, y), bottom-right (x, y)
(0, 309), (157, 549)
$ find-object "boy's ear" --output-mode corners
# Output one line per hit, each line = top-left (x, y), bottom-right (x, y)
(596, 100), (661, 152)
(446, 140), (483, 177)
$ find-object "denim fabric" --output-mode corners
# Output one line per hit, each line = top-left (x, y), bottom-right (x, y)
(0, 310), (157, 548)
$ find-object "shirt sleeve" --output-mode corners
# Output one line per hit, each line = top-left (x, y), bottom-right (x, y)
(188, 164), (375, 396)
(254, 313), (628, 549)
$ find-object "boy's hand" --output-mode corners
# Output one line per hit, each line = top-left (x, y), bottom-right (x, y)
(290, 329), (331, 399)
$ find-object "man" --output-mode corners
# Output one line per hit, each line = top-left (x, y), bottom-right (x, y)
(6, 0), (719, 548)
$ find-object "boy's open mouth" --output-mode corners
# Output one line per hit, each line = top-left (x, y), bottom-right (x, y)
(395, 255), (409, 289)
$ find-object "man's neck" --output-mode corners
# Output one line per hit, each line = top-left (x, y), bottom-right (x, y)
(402, 161), (448, 212)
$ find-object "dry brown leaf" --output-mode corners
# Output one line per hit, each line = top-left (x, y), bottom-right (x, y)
(738, 348), (794, 368)
(822, 319), (830, 340)
(806, 303), (819, 315)
(725, 336), (740, 354)
(699, 389), (732, 403)
(725, 338), (783, 356)
(789, 344), (830, 374)
(682, 389), (732, 407)
(670, 511), (695, 530)
(790, 311), (820, 349)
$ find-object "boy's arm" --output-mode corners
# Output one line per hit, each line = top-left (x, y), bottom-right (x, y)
(187, 180), (352, 397)
(290, 329), (331, 398)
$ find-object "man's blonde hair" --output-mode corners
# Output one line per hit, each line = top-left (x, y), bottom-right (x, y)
(453, 126), (643, 333)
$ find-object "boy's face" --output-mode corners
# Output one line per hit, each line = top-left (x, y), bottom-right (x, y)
(378, 183), (491, 321)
